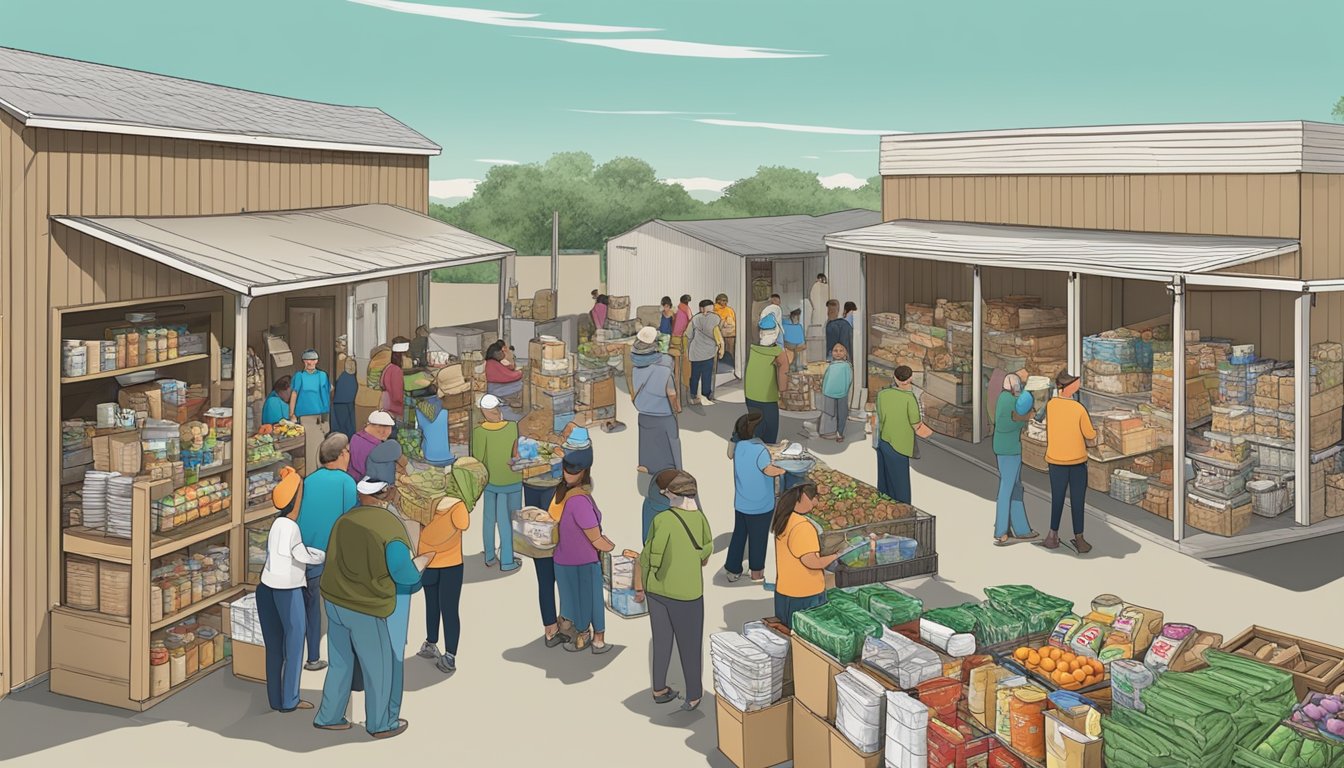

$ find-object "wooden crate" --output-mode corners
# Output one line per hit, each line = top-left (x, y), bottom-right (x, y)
(1022, 435), (1047, 473)
(1141, 480), (1173, 520)
(1187, 493), (1252, 537)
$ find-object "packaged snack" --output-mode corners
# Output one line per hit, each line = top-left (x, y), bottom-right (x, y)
(1069, 622), (1108, 658)
(1143, 623), (1195, 673)
(1049, 614), (1082, 649)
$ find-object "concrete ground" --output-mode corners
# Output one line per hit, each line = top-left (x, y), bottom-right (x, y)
(3, 383), (1342, 767)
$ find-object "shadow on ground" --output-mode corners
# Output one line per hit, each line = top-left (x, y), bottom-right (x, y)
(1208, 533), (1344, 591)
(622, 690), (731, 768)
(500, 636), (626, 685)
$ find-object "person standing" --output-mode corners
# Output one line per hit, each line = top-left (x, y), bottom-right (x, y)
(532, 429), (590, 649)
(759, 295), (784, 347)
(262, 376), (293, 426)
(825, 300), (854, 362)
(875, 366), (933, 504)
(724, 412), (786, 583)
(349, 411), (406, 486)
(553, 451), (615, 654)
(686, 299), (724, 406)
(314, 478), (430, 739)
(992, 375), (1039, 547)
(257, 468), (325, 712)
(1043, 372), (1097, 554)
(844, 301), (858, 329)
(420, 367), (467, 468)
(714, 293), (737, 371)
(743, 317), (791, 445)
(416, 492), (471, 673)
(642, 469), (679, 543)
(483, 340), (524, 419)
(658, 297), (676, 336)
(331, 357), (359, 439)
(672, 294), (693, 398)
(634, 471), (713, 712)
(290, 350), (332, 460)
(590, 294), (609, 332)
(380, 338), (411, 432)
(472, 394), (522, 572)
(819, 343), (853, 442)
(771, 483), (840, 627)
(631, 327), (683, 474)
(782, 309), (806, 372)
(808, 274), (830, 338)
(297, 435), (359, 671)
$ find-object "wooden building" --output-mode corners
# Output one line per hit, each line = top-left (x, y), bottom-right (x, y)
(0, 47), (514, 700)
(829, 121), (1344, 558)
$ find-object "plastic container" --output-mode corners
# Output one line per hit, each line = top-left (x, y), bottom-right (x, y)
(1247, 478), (1289, 518)
(1009, 686), (1049, 760)
(1111, 659), (1155, 710)
(1090, 594), (1124, 621)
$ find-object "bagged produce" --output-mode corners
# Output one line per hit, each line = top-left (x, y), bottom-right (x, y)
(852, 584), (923, 627)
(1145, 623), (1197, 674)
(862, 628), (941, 689)
(1111, 660), (1155, 711)
(1248, 723), (1344, 768)
(965, 602), (1027, 646)
(1069, 621), (1109, 658)
(793, 604), (864, 663)
(833, 599), (883, 641)
(985, 584), (1076, 635)
(921, 619), (976, 658)
(923, 603), (979, 635)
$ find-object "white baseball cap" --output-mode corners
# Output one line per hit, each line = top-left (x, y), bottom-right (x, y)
(636, 326), (658, 344)
(391, 341), (410, 352)
(367, 410), (395, 426)
(478, 394), (502, 410)
(356, 477), (389, 495)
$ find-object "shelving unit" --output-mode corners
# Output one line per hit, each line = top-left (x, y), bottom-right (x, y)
(59, 353), (211, 384)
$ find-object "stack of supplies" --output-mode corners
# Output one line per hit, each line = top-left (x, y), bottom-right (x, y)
(885, 691), (930, 768)
(710, 632), (778, 712)
(862, 626), (942, 688)
(835, 666), (887, 753)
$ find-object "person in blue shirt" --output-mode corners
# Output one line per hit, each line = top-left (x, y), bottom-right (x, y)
(297, 433), (359, 671)
(819, 343), (854, 442)
(782, 309), (806, 373)
(723, 411), (786, 583)
(291, 349), (332, 461)
(419, 367), (467, 468)
(261, 376), (292, 426)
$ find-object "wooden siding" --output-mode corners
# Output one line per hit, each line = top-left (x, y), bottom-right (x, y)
(1, 115), (430, 690)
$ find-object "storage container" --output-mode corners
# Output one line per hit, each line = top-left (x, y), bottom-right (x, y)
(1186, 491), (1253, 537)
(1109, 470), (1148, 504)
(1247, 478), (1290, 518)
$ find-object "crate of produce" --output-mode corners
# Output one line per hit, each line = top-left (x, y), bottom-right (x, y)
(831, 553), (938, 588)
(1109, 470), (1148, 504)
(1223, 626), (1344, 699)
(1186, 490), (1253, 537)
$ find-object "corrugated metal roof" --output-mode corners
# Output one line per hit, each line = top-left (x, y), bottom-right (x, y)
(0, 47), (439, 155)
(53, 204), (513, 297)
(653, 209), (881, 257)
(824, 219), (1300, 282)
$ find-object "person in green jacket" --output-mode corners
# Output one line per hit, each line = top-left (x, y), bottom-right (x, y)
(743, 317), (791, 444)
(471, 394), (522, 572)
(634, 471), (713, 712)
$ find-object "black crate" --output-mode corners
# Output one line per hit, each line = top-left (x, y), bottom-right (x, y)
(832, 553), (938, 588)
(817, 510), (937, 558)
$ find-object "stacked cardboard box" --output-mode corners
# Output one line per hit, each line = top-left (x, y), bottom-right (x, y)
(782, 371), (819, 412)
(527, 337), (576, 435)
(607, 295), (631, 322)
(1099, 410), (1157, 455)
(1082, 328), (1159, 395)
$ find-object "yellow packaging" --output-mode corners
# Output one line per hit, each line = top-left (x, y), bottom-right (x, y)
(1111, 604), (1164, 653)
(1083, 611), (1117, 626)
(970, 664), (1011, 729)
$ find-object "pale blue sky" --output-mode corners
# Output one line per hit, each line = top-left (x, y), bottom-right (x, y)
(4, 0), (1343, 198)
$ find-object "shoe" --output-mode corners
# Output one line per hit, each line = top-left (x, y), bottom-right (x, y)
(417, 641), (440, 660)
(564, 633), (592, 653)
(1073, 535), (1093, 554)
(836, 435), (844, 443)
(499, 559), (522, 572)
(545, 631), (572, 648)
(591, 641), (613, 655)
(304, 660), (328, 671)
(993, 536), (1012, 547)
(279, 700), (315, 712)
(689, 398), (701, 406)
(1013, 531), (1040, 541)
(315, 720), (352, 731)
(750, 571), (764, 582)
(681, 698), (702, 712)
(653, 688), (680, 704)
(724, 569), (742, 583)
(1042, 531), (1060, 550)
(436, 653), (457, 673)
(371, 719), (409, 739)
(637, 465), (648, 473)
(483, 557), (497, 568)
(703, 398), (716, 406)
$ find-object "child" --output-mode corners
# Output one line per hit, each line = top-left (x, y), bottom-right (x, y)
(782, 309), (806, 372)
(819, 343), (853, 441)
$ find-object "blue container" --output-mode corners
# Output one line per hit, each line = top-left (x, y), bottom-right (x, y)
(553, 411), (575, 433)
(609, 588), (647, 617)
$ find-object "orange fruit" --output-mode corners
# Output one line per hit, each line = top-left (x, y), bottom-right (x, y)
(1040, 658), (1056, 673)
(1072, 669), (1088, 683)
(1015, 647), (1030, 662)
(1027, 652), (1041, 667)
(1090, 659), (1105, 674)
(1061, 652), (1076, 664)
(1048, 648), (1062, 660)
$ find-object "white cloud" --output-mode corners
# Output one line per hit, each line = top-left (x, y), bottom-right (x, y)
(475, 158), (520, 165)
(830, 148), (880, 153)
(661, 177), (733, 194)
(545, 38), (823, 59)
(570, 109), (732, 116)
(428, 178), (480, 199)
(696, 119), (898, 136)
(801, 155), (821, 160)
(348, 0), (658, 32)
(818, 172), (868, 190)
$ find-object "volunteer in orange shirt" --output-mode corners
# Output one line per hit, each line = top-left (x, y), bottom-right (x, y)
(770, 483), (841, 627)
(416, 496), (471, 673)
(1042, 371), (1098, 554)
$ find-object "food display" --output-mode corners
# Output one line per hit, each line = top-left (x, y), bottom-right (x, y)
(1011, 645), (1107, 690)
(151, 479), (231, 533)
(808, 466), (912, 529)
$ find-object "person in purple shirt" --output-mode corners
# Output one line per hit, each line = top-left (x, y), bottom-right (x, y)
(552, 449), (616, 654)
(348, 411), (405, 483)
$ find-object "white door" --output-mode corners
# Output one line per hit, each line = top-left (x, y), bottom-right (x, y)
(352, 281), (389, 362)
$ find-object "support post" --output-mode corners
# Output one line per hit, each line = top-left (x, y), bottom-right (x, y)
(1067, 272), (1082, 374)
(551, 211), (559, 294)
(972, 266), (984, 444)
(418, 272), (429, 328)
(1295, 292), (1311, 526)
(1171, 279), (1186, 543)
(230, 293), (252, 580)
(498, 256), (511, 346)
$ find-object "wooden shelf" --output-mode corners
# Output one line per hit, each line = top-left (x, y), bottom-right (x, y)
(244, 503), (279, 525)
(150, 516), (232, 559)
(141, 658), (231, 710)
(196, 461), (232, 480)
(62, 527), (133, 564)
(63, 514), (232, 562)
(274, 436), (304, 453)
(60, 353), (210, 384)
(152, 584), (242, 631)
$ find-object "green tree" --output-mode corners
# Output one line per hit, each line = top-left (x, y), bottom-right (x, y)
(1334, 97), (1344, 122)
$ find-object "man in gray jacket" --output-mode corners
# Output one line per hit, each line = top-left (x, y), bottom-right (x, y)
(685, 299), (724, 406)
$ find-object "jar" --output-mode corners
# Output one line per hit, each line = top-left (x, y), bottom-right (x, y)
(184, 641), (200, 677)
(169, 647), (187, 686)
(996, 682), (1025, 741)
(198, 639), (215, 668)
(1010, 686), (1049, 760)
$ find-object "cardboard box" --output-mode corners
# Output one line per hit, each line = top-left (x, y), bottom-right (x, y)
(1223, 625), (1344, 698)
(533, 289), (557, 321)
(793, 699), (832, 768)
(1044, 708), (1102, 768)
(829, 715), (883, 768)
(988, 744), (1028, 768)
(531, 369), (573, 391)
(231, 638), (266, 683)
(716, 695), (794, 768)
(578, 376), (617, 407)
(792, 634), (844, 723)
(529, 338), (567, 363)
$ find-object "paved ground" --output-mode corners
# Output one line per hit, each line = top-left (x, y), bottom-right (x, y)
(3, 383), (1342, 767)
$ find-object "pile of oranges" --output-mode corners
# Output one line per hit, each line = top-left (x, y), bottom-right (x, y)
(1012, 646), (1106, 690)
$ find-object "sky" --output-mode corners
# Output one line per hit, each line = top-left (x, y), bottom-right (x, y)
(4, 0), (1344, 200)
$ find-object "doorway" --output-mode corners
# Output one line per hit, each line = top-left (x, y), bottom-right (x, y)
(352, 282), (389, 363)
(286, 297), (338, 373)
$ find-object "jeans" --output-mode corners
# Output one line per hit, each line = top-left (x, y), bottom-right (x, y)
(876, 441), (913, 504)
(483, 483), (522, 569)
(388, 593), (411, 722)
(534, 556), (558, 627)
(302, 564), (324, 663)
(315, 602), (397, 735)
(555, 561), (604, 635)
(689, 359), (715, 399)
(724, 511), (772, 575)
(995, 454), (1032, 538)
(648, 594), (705, 701)
(1049, 462), (1088, 536)
(744, 399), (780, 444)
(422, 565), (464, 655)
(775, 592), (827, 629)
(256, 583), (306, 711)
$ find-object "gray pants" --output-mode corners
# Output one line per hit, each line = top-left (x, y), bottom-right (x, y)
(819, 395), (849, 438)
(648, 593), (704, 702)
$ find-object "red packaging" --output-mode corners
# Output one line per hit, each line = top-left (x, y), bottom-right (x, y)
(927, 716), (994, 768)
(987, 744), (1027, 768)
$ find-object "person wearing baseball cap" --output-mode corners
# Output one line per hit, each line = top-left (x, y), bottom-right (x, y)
(315, 476), (431, 739)
(713, 293), (737, 371)
(742, 315), (792, 444)
(297, 433), (359, 671)
(290, 348), (332, 461)
(472, 393), (523, 572)
(257, 466), (325, 713)
(1042, 370), (1097, 554)
(552, 445), (615, 654)
(347, 411), (405, 484)
(631, 325), (683, 475)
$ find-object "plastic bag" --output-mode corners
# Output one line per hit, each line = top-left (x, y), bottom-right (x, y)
(794, 604), (863, 663)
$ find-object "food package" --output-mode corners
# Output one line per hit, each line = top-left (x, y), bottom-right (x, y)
(1143, 623), (1196, 674)
(1050, 615), (1083, 650)
(996, 675), (1030, 742)
(1099, 631), (1135, 664)
(921, 619), (977, 658)
(851, 583), (923, 627)
(861, 629), (941, 689)
(1109, 659), (1155, 711)
(1111, 604), (1164, 653)
(1168, 630), (1223, 672)
(970, 663), (1012, 729)
(1068, 622), (1109, 659)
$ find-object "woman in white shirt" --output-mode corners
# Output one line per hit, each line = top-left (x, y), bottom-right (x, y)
(258, 467), (326, 713)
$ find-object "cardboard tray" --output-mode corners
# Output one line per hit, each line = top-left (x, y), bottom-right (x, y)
(1223, 625), (1344, 698)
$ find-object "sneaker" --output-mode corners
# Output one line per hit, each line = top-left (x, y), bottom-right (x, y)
(1073, 535), (1093, 554)
(544, 631), (572, 648)
(436, 653), (457, 673)
(750, 571), (764, 582)
(724, 569), (742, 583)
(702, 398), (716, 406)
(371, 719), (409, 740)
(500, 558), (522, 572)
(304, 660), (328, 671)
(417, 641), (440, 660)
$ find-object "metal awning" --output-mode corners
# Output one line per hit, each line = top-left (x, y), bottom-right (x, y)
(53, 204), (514, 297)
(824, 219), (1300, 283)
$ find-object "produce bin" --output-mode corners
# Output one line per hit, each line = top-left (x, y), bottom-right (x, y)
(815, 509), (935, 557)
